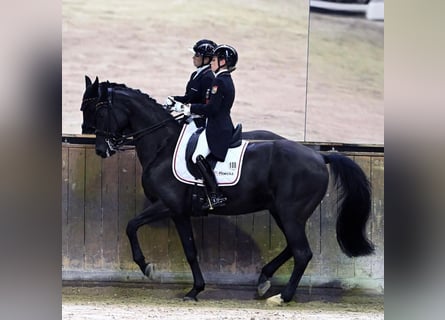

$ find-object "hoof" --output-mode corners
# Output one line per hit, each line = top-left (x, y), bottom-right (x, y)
(257, 280), (271, 297)
(183, 287), (202, 302)
(144, 263), (155, 280)
(183, 296), (198, 302)
(266, 293), (284, 306)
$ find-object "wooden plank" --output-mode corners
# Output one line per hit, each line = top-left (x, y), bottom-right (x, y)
(270, 212), (293, 277)
(191, 217), (204, 268)
(117, 150), (137, 270)
(133, 162), (151, 272)
(319, 166), (339, 278)
(61, 143), (384, 289)
(352, 155), (373, 278)
(251, 211), (271, 273)
(371, 156), (384, 279)
(235, 214), (254, 274)
(138, 218), (170, 273)
(337, 251), (355, 279)
(168, 218), (190, 273)
(84, 147), (102, 269)
(147, 214), (170, 270)
(61, 146), (69, 268)
(100, 155), (119, 269)
(200, 215), (220, 273)
(66, 147), (86, 269)
(219, 216), (237, 273)
(135, 159), (170, 273)
(149, 218), (171, 272)
(134, 159), (149, 272)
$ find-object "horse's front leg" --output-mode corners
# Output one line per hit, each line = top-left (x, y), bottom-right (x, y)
(172, 215), (205, 301)
(126, 201), (171, 277)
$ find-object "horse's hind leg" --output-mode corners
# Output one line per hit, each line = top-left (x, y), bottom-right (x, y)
(257, 246), (292, 297)
(257, 212), (292, 297)
(276, 221), (313, 303)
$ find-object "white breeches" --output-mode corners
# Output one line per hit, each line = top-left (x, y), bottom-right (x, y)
(192, 129), (211, 163)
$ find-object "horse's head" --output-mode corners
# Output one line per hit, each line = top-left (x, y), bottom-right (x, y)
(81, 75), (129, 134)
(81, 75), (99, 134)
(92, 81), (180, 158)
(93, 82), (132, 158)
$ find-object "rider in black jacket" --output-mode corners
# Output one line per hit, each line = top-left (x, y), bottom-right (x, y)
(179, 44), (239, 210)
(165, 39), (216, 128)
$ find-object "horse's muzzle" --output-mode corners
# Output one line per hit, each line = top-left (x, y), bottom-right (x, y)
(96, 139), (116, 158)
(96, 148), (110, 158)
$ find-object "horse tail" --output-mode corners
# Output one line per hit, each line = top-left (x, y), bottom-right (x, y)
(323, 153), (375, 257)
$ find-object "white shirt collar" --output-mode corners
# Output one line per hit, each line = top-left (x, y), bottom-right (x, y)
(214, 69), (229, 77)
(193, 64), (210, 80)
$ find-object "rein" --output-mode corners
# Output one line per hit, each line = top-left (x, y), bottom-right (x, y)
(114, 113), (184, 147)
(95, 87), (184, 150)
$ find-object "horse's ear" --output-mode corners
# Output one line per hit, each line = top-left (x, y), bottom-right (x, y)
(85, 75), (92, 87)
(91, 76), (99, 92)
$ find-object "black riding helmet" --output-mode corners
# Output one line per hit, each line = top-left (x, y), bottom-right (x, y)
(191, 39), (217, 58)
(213, 44), (238, 72)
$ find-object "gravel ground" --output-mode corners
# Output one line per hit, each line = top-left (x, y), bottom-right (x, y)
(62, 285), (384, 320)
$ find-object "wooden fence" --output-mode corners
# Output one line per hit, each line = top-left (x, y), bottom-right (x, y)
(62, 140), (384, 292)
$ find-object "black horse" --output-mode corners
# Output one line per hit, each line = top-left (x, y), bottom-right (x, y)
(81, 76), (285, 141)
(87, 81), (374, 303)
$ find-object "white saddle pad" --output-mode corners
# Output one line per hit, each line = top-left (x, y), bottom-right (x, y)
(172, 122), (249, 186)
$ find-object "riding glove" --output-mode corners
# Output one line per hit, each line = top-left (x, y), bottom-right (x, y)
(173, 102), (185, 113)
(183, 104), (191, 116)
(163, 96), (175, 109)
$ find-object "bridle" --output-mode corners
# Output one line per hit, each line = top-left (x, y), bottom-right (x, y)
(81, 97), (96, 110)
(94, 87), (184, 151)
(81, 97), (98, 133)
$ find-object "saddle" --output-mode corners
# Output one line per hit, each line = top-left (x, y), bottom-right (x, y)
(172, 122), (249, 187)
(185, 124), (242, 178)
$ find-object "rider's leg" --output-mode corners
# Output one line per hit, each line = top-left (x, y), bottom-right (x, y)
(192, 132), (226, 210)
(192, 130), (211, 163)
(195, 155), (227, 210)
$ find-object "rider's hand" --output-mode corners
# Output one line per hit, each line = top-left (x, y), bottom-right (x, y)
(173, 101), (185, 113)
(163, 96), (175, 109)
(183, 104), (191, 116)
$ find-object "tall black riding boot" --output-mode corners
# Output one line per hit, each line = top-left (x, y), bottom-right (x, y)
(195, 155), (227, 210)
